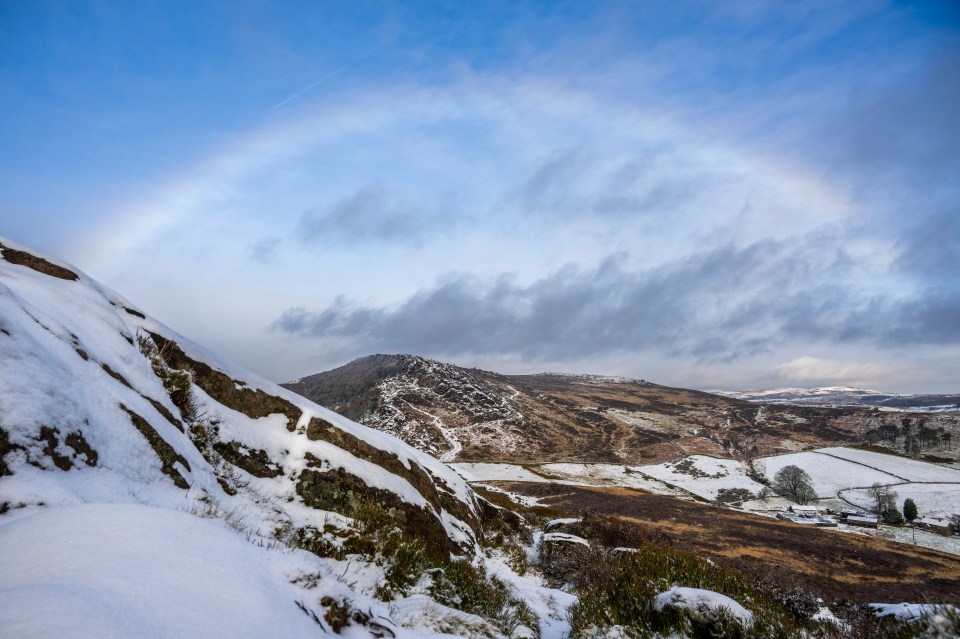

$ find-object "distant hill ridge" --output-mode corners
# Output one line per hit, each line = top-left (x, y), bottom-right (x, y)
(283, 355), (960, 465)
(715, 386), (960, 410)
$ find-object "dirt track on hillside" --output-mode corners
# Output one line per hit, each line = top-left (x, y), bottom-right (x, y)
(503, 482), (960, 604)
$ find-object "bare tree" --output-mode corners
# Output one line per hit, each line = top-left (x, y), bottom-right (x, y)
(772, 465), (816, 504)
(869, 483), (898, 515)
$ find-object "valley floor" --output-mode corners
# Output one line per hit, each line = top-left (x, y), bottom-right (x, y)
(498, 483), (960, 605)
(453, 447), (960, 558)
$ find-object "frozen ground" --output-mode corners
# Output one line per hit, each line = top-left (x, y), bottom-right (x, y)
(535, 463), (688, 496)
(451, 462), (690, 497)
(0, 504), (355, 639)
(636, 455), (766, 501)
(756, 452), (902, 497)
(1, 238), (582, 639)
(871, 524), (960, 556)
(817, 447), (960, 482)
(840, 483), (960, 519)
(451, 463), (564, 483)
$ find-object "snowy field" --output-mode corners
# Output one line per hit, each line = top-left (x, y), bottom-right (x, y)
(452, 463), (565, 483)
(841, 483), (960, 519)
(816, 447), (960, 482)
(535, 463), (688, 496)
(872, 524), (960, 556)
(455, 450), (960, 521)
(452, 462), (690, 497)
(756, 452), (902, 498)
(635, 455), (766, 501)
(833, 520), (960, 557)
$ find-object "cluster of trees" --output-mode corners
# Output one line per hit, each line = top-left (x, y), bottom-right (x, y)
(869, 483), (904, 524)
(865, 417), (953, 455)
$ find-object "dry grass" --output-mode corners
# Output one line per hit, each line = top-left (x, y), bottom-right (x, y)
(506, 482), (960, 605)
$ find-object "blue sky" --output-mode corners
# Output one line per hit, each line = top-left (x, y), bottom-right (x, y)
(2, 1), (959, 392)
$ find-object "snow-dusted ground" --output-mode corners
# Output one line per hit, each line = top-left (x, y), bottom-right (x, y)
(756, 452), (902, 498)
(756, 448), (960, 518)
(653, 587), (754, 626)
(535, 463), (688, 496)
(0, 502), (581, 639)
(0, 504), (357, 639)
(0, 235), (478, 544)
(4, 238), (587, 638)
(840, 483), (960, 520)
(872, 524), (960, 555)
(452, 463), (570, 484)
(485, 551), (577, 639)
(817, 447), (960, 483)
(636, 455), (766, 501)
(451, 462), (691, 497)
(454, 451), (960, 559)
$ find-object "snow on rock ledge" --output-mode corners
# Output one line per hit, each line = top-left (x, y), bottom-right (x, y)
(653, 587), (754, 627)
(0, 237), (479, 554)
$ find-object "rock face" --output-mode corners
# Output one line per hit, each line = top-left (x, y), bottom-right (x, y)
(0, 238), (478, 554)
(285, 355), (956, 465)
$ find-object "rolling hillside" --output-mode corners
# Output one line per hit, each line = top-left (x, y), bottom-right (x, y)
(0, 238), (560, 639)
(284, 355), (960, 465)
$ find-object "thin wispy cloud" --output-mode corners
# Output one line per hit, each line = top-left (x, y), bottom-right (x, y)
(298, 185), (463, 246)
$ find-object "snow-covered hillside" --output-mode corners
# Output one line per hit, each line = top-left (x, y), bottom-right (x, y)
(715, 386), (960, 412)
(0, 238), (566, 638)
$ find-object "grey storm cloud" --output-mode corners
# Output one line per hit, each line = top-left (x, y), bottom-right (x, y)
(298, 185), (458, 245)
(272, 231), (960, 362)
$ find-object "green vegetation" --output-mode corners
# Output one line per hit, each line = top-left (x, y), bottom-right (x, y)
(715, 487), (756, 505)
(540, 516), (809, 638)
(430, 559), (537, 637)
(280, 494), (538, 637)
(903, 498), (918, 522)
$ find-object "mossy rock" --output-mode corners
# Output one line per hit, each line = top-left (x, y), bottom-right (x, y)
(296, 466), (461, 555)
(120, 404), (190, 488)
(214, 441), (282, 478)
(305, 417), (479, 534)
(0, 427), (21, 476)
(148, 333), (302, 429)
(0, 242), (79, 281)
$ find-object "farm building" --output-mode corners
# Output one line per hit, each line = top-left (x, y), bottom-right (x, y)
(846, 515), (880, 529)
(788, 504), (825, 515)
(777, 510), (837, 527)
(915, 517), (957, 537)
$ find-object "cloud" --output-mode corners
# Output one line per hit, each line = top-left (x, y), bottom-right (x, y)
(894, 207), (960, 285)
(247, 236), (281, 263)
(297, 184), (460, 245)
(521, 149), (589, 214)
(823, 48), (960, 193)
(273, 224), (960, 365)
(884, 292), (960, 346)
(272, 235), (840, 359)
(773, 356), (898, 388)
(514, 144), (733, 224)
